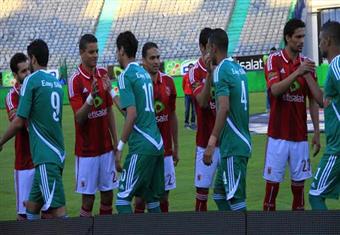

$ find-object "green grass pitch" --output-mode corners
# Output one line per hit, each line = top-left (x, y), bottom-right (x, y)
(0, 92), (339, 220)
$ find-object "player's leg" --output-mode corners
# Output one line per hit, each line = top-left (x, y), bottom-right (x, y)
(98, 151), (118, 215)
(25, 166), (43, 220)
(223, 156), (248, 211)
(134, 196), (146, 213)
(289, 140), (312, 210)
(161, 155), (176, 212)
(190, 97), (196, 130)
(263, 137), (288, 211)
(184, 95), (190, 128)
(309, 154), (340, 210)
(75, 156), (100, 217)
(194, 147), (219, 211)
(213, 158), (230, 211)
(14, 168), (35, 220)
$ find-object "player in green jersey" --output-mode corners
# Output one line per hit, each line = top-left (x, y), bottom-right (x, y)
(0, 39), (66, 219)
(304, 21), (340, 210)
(203, 28), (251, 211)
(114, 31), (164, 213)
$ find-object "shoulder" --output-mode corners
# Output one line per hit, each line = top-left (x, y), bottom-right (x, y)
(160, 72), (174, 82)
(330, 56), (340, 80)
(21, 70), (40, 95)
(5, 88), (17, 108)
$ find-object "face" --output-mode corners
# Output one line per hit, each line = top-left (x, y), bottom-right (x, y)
(14, 61), (30, 84)
(143, 47), (160, 75)
(206, 40), (217, 65)
(319, 31), (330, 59)
(116, 46), (124, 68)
(286, 27), (305, 53)
(80, 42), (98, 68)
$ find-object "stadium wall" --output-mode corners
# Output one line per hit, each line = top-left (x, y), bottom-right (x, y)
(0, 64), (330, 109)
(1, 211), (340, 235)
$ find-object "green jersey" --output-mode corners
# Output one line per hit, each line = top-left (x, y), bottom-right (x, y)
(324, 55), (340, 155)
(118, 62), (163, 155)
(213, 58), (251, 158)
(17, 70), (65, 168)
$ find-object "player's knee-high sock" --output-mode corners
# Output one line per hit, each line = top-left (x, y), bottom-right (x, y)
(147, 202), (161, 213)
(213, 194), (231, 211)
(80, 206), (92, 217)
(263, 181), (279, 211)
(230, 198), (246, 211)
(291, 181), (305, 210)
(196, 188), (209, 211)
(309, 195), (327, 210)
(116, 199), (132, 214)
(100, 202), (113, 215)
(26, 210), (40, 220)
(160, 199), (169, 213)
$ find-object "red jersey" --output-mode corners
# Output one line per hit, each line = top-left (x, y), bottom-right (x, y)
(68, 64), (113, 157)
(265, 49), (316, 141)
(153, 71), (177, 157)
(189, 57), (216, 148)
(182, 73), (192, 95)
(5, 83), (34, 170)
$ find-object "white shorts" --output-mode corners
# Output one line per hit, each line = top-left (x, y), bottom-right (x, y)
(164, 156), (176, 191)
(14, 168), (35, 214)
(263, 137), (312, 183)
(194, 146), (220, 188)
(75, 151), (118, 194)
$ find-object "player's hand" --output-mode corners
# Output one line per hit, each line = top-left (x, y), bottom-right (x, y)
(297, 60), (315, 76)
(102, 75), (112, 92)
(173, 150), (179, 167)
(91, 78), (99, 97)
(203, 145), (214, 166)
(312, 133), (321, 157)
(115, 150), (123, 172)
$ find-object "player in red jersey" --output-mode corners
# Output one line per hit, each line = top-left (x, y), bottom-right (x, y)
(263, 19), (320, 211)
(68, 34), (118, 217)
(134, 42), (179, 213)
(5, 53), (34, 220)
(189, 28), (220, 211)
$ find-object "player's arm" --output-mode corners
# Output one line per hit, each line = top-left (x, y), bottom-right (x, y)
(270, 60), (315, 97)
(107, 106), (118, 151)
(304, 73), (323, 107)
(169, 110), (179, 166)
(0, 115), (26, 151)
(204, 95), (229, 165)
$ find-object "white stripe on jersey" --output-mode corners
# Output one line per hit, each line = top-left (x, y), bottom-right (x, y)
(133, 125), (163, 150)
(21, 70), (39, 96)
(6, 90), (14, 110)
(331, 56), (340, 80)
(31, 123), (65, 163)
(331, 102), (340, 121)
(227, 118), (252, 151)
(68, 71), (79, 98)
(188, 65), (196, 85)
(117, 154), (138, 199)
(118, 73), (125, 89)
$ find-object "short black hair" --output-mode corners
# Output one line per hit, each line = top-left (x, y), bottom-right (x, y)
(199, 27), (213, 47)
(283, 19), (305, 44)
(79, 34), (98, 51)
(142, 42), (158, 58)
(209, 28), (229, 52)
(116, 31), (138, 58)
(27, 39), (49, 67)
(270, 47), (277, 51)
(10, 53), (28, 74)
(321, 21), (340, 46)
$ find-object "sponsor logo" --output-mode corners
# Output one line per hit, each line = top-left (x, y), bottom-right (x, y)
(268, 72), (278, 80)
(154, 100), (165, 113)
(209, 101), (216, 110)
(88, 108), (107, 119)
(156, 114), (168, 123)
(282, 94), (305, 103)
(83, 88), (89, 93)
(236, 55), (264, 71)
(280, 68), (286, 74)
(290, 81), (301, 92)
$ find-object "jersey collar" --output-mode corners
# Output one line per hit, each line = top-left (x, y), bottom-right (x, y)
(155, 71), (163, 84)
(78, 64), (101, 80)
(13, 82), (21, 95)
(281, 49), (302, 65)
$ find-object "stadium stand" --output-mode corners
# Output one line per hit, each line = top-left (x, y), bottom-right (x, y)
(234, 0), (292, 56)
(100, 0), (235, 64)
(0, 0), (104, 71)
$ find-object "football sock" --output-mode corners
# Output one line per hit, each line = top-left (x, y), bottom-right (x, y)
(116, 199), (132, 214)
(291, 181), (305, 210)
(100, 202), (113, 215)
(80, 206), (92, 217)
(160, 199), (169, 213)
(41, 211), (53, 219)
(134, 201), (145, 213)
(196, 188), (208, 211)
(309, 195), (327, 210)
(26, 211), (40, 220)
(17, 214), (27, 220)
(147, 202), (161, 213)
(263, 181), (279, 211)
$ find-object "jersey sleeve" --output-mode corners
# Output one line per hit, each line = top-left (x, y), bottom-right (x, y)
(325, 63), (340, 98)
(17, 77), (33, 119)
(118, 73), (135, 109)
(215, 66), (230, 97)
(168, 77), (177, 112)
(68, 74), (84, 113)
(189, 67), (203, 97)
(265, 54), (280, 88)
(5, 90), (17, 121)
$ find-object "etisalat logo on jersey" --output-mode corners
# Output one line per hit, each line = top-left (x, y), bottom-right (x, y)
(154, 100), (165, 113)
(290, 80), (301, 92)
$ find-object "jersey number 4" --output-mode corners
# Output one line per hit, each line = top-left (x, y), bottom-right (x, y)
(51, 91), (61, 122)
(241, 80), (247, 111)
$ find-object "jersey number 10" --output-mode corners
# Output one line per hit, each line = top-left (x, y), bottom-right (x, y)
(142, 83), (154, 112)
